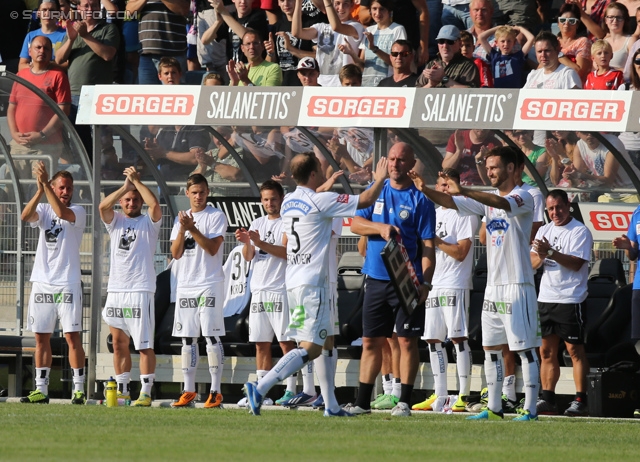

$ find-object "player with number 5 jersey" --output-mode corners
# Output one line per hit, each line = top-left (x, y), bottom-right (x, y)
(242, 153), (388, 417)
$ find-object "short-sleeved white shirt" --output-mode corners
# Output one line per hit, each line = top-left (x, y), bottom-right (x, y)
(249, 215), (286, 292)
(454, 188), (534, 286)
(518, 183), (544, 223)
(223, 245), (253, 317)
(329, 218), (343, 285)
(30, 203), (86, 285)
(104, 212), (162, 293)
(170, 204), (228, 289)
(432, 207), (479, 290)
(281, 186), (358, 288)
(524, 64), (581, 90)
(312, 21), (365, 87)
(534, 218), (593, 304)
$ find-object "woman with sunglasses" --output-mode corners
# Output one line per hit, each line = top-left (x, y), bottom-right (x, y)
(557, 2), (593, 82)
(602, 2), (640, 69)
(338, 0), (406, 86)
(618, 48), (640, 170)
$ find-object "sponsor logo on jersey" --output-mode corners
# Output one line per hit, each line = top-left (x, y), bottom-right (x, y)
(251, 302), (283, 313)
(482, 300), (512, 314)
(486, 218), (509, 247)
(105, 307), (142, 318)
(425, 295), (457, 308)
(336, 194), (349, 204)
(178, 296), (215, 308)
(282, 200), (312, 215)
(511, 194), (524, 207)
(34, 292), (73, 304)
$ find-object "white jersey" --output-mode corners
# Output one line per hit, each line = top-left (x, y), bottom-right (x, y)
(104, 212), (161, 293)
(312, 21), (365, 87)
(170, 204), (228, 289)
(432, 207), (478, 290)
(30, 203), (86, 285)
(249, 215), (286, 292)
(281, 186), (359, 289)
(454, 188), (534, 287)
(519, 183), (544, 223)
(534, 218), (593, 304)
(329, 218), (343, 285)
(223, 245), (253, 317)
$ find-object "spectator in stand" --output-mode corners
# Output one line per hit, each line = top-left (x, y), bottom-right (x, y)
(195, 0), (228, 83)
(618, 48), (640, 170)
(263, 0), (316, 86)
(8, 36), (71, 179)
(602, 2), (640, 69)
(144, 57), (210, 181)
(349, 0), (407, 87)
(545, 131), (579, 188)
(359, 0), (431, 65)
(338, 62), (362, 85)
(296, 56), (321, 86)
(584, 39), (624, 89)
(493, 0), (539, 31)
(55, 0), (119, 158)
(443, 129), (500, 186)
(524, 32), (582, 89)
(508, 130), (549, 186)
(202, 71), (225, 85)
(477, 25), (534, 88)
(567, 0), (612, 41)
(228, 29), (283, 86)
(557, 3), (593, 84)
(377, 39), (419, 87)
(19, 0), (68, 71)
(291, 0), (364, 87)
(126, 0), (189, 85)
(622, 7), (640, 79)
(193, 126), (245, 196)
(442, 0), (472, 31)
(208, 0), (268, 65)
(417, 25), (480, 88)
(460, 30), (492, 86)
(468, 0), (494, 56)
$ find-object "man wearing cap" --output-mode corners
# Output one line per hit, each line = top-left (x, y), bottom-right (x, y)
(228, 29), (283, 87)
(296, 57), (321, 86)
(377, 39), (418, 88)
(417, 25), (479, 88)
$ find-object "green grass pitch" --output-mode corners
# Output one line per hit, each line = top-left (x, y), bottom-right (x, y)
(1, 404), (639, 461)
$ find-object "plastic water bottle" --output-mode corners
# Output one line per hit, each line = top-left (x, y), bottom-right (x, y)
(105, 377), (117, 407)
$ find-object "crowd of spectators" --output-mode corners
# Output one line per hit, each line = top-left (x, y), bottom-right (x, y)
(3, 0), (640, 199)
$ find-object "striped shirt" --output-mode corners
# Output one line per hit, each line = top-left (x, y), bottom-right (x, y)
(138, 0), (187, 55)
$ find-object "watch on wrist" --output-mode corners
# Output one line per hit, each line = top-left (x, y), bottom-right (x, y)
(558, 51), (565, 59)
(422, 281), (433, 290)
(547, 249), (554, 257)
(40, 131), (46, 139)
(475, 158), (484, 165)
(372, 46), (379, 53)
(441, 76), (449, 85)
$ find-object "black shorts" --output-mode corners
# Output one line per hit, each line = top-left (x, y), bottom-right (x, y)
(362, 277), (425, 338)
(538, 301), (586, 344)
(632, 290), (640, 340)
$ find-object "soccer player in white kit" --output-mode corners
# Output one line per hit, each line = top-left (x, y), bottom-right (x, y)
(243, 153), (388, 416)
(235, 180), (297, 406)
(411, 146), (541, 421)
(170, 174), (228, 408)
(100, 167), (162, 407)
(414, 168), (479, 413)
(21, 163), (87, 404)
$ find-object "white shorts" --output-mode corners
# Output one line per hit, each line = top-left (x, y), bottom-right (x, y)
(329, 282), (339, 336)
(423, 287), (469, 341)
(285, 284), (331, 346)
(248, 289), (290, 342)
(173, 282), (225, 338)
(27, 282), (83, 334)
(102, 292), (155, 350)
(482, 284), (541, 351)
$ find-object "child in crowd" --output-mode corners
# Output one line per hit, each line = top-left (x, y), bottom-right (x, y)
(460, 30), (493, 88)
(584, 39), (624, 90)
(339, 63), (363, 86)
(478, 25), (534, 88)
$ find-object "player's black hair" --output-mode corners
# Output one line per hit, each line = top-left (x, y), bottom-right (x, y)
(440, 167), (460, 183)
(546, 189), (569, 205)
(485, 145), (519, 169)
(187, 173), (209, 190)
(260, 179), (284, 198)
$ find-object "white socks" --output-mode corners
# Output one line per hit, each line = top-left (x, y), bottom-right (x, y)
(181, 341), (198, 393)
(519, 349), (540, 415)
(207, 341), (224, 393)
(116, 372), (131, 396)
(484, 350), (504, 414)
(503, 374), (516, 402)
(429, 343), (448, 397)
(392, 378), (401, 399)
(382, 374), (393, 396)
(35, 367), (50, 395)
(314, 349), (339, 413)
(140, 374), (155, 395)
(301, 361), (316, 395)
(257, 348), (308, 396)
(455, 341), (471, 396)
(72, 367), (85, 393)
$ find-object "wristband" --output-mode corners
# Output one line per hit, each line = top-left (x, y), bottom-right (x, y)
(421, 281), (433, 290)
(40, 131), (46, 139)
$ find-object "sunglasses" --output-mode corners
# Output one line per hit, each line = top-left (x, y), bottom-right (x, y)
(390, 51), (412, 57)
(634, 56), (640, 65)
(558, 17), (579, 25)
(437, 39), (456, 45)
(512, 131), (528, 137)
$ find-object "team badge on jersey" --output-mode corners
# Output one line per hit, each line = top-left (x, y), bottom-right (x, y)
(511, 194), (524, 207)
(399, 210), (410, 220)
(336, 194), (349, 204)
(373, 201), (384, 215)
